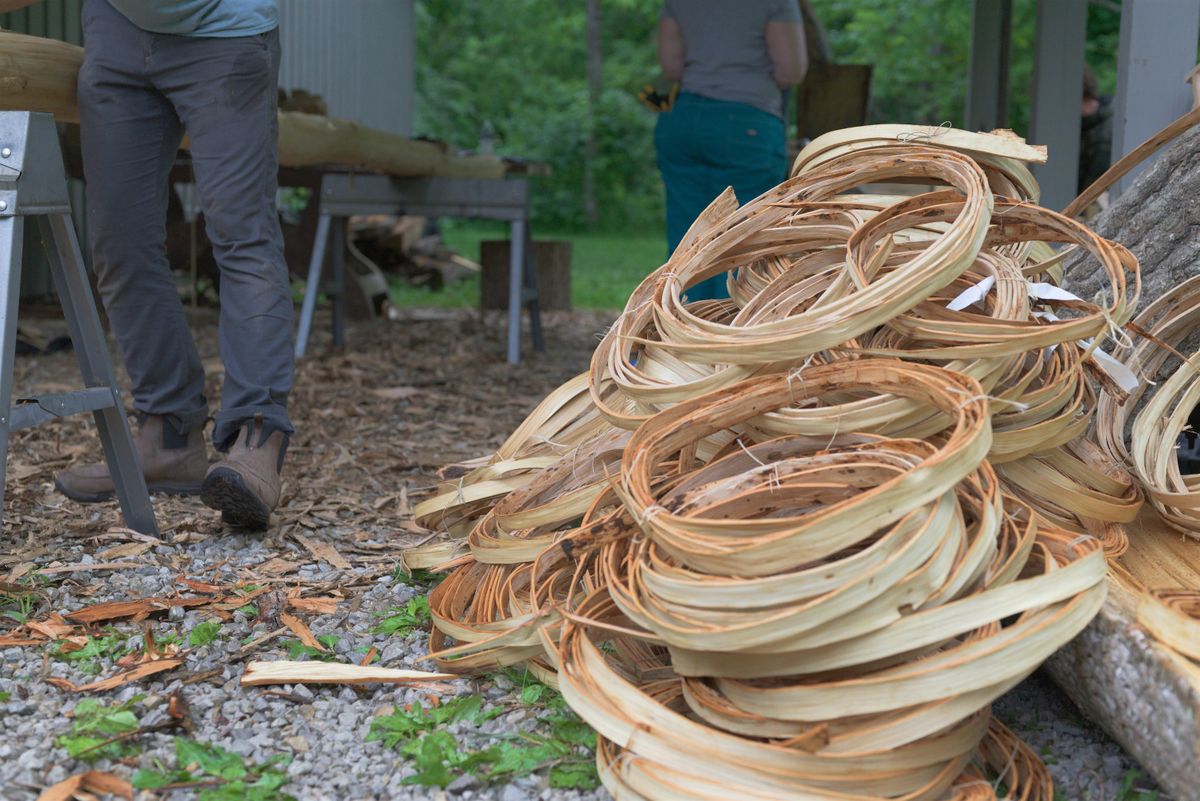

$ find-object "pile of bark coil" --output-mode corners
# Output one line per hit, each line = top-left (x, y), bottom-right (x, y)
(406, 125), (1155, 800)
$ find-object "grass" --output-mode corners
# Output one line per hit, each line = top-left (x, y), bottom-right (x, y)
(388, 221), (666, 312)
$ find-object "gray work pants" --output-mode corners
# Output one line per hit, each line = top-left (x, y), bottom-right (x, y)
(77, 0), (294, 450)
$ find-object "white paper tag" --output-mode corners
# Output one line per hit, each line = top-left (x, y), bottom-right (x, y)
(947, 275), (996, 311)
(1027, 282), (1083, 303)
(1079, 338), (1140, 393)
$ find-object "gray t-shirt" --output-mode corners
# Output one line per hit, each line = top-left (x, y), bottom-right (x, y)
(104, 0), (277, 37)
(663, 0), (801, 119)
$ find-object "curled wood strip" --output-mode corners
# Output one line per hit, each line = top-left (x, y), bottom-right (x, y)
(1137, 589), (1200, 662)
(409, 126), (1149, 799)
(1095, 274), (1200, 535)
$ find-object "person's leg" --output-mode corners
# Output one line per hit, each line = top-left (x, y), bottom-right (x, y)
(714, 104), (788, 212)
(76, 0), (208, 434)
(655, 94), (728, 301)
(57, 0), (209, 503)
(149, 30), (294, 452)
(146, 30), (292, 528)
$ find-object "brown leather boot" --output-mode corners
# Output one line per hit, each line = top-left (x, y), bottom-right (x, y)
(200, 415), (287, 530)
(55, 414), (207, 503)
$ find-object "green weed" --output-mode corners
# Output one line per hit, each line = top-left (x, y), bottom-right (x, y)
(133, 737), (293, 801)
(56, 699), (140, 761)
(371, 597), (431, 637)
(1114, 769), (1160, 801)
(189, 621), (223, 648)
(54, 631), (130, 675)
(282, 637), (339, 662)
(367, 675), (598, 790)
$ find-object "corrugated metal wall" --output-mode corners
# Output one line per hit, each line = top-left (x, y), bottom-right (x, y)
(3, 0), (416, 298)
(278, 0), (415, 135)
(0, 0), (84, 44)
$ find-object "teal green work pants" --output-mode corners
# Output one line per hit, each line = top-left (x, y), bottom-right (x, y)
(655, 92), (787, 301)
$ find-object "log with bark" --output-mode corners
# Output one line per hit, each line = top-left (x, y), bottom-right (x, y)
(0, 30), (506, 180)
(1064, 121), (1200, 317)
(1048, 116), (1200, 801)
(1044, 510), (1200, 801)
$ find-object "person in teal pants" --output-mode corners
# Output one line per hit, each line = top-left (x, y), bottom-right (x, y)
(654, 0), (807, 301)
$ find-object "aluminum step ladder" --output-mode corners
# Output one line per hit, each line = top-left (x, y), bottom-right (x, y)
(0, 111), (158, 535)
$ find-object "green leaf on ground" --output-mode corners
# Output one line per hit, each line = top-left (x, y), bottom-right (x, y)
(282, 640), (338, 662)
(392, 567), (444, 587)
(368, 682), (598, 790)
(371, 597), (431, 637)
(400, 731), (460, 788)
(134, 738), (294, 801)
(177, 738), (247, 780)
(550, 760), (601, 790)
(189, 621), (223, 648)
(56, 699), (140, 761)
(54, 632), (129, 675)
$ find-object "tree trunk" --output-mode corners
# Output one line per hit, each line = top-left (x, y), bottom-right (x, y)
(1064, 124), (1200, 314)
(583, 0), (603, 227)
(1049, 126), (1200, 801)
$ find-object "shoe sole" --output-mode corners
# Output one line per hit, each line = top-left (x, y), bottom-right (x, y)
(200, 467), (271, 530)
(55, 479), (202, 504)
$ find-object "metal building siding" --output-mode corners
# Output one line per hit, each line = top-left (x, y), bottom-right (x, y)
(277, 0), (415, 136)
(0, 0), (84, 44)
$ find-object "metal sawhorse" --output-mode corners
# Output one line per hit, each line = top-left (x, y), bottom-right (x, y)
(0, 111), (157, 535)
(293, 172), (545, 365)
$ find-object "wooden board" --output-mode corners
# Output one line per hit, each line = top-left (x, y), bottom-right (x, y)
(0, 31), (505, 180)
(1044, 509), (1200, 801)
(795, 63), (872, 141)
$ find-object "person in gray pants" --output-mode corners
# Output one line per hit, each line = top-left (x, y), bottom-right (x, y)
(3, 0), (293, 529)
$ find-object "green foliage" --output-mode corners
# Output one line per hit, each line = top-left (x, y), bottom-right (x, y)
(392, 566), (445, 588)
(133, 738), (294, 801)
(1114, 769), (1160, 801)
(368, 676), (598, 791)
(368, 695), (502, 749)
(416, 0), (664, 229)
(56, 699), (140, 762)
(1, 574), (50, 624)
(809, 0), (1123, 138)
(282, 639), (339, 662)
(371, 597), (431, 637)
(189, 621), (223, 648)
(0, 587), (37, 624)
(393, 222), (665, 312)
(54, 632), (130, 675)
(0, 691), (10, 702)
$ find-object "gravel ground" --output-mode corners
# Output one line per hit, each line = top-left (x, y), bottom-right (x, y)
(0, 532), (607, 801)
(994, 673), (1163, 801)
(0, 309), (1159, 800)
